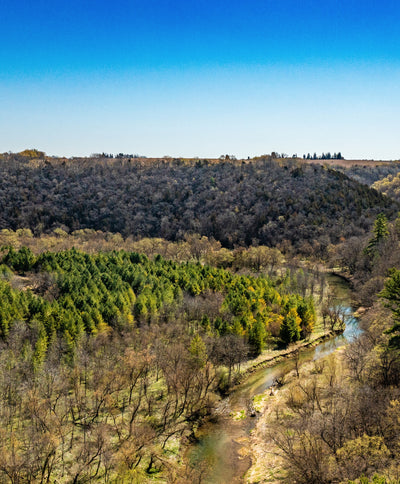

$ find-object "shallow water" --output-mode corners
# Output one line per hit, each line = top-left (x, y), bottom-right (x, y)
(189, 274), (361, 483)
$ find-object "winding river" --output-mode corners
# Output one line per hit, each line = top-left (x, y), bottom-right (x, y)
(189, 275), (362, 483)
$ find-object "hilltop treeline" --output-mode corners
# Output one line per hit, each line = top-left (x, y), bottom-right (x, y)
(302, 151), (343, 160)
(0, 155), (397, 254)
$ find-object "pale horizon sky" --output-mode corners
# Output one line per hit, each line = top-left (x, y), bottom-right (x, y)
(1, 0), (400, 160)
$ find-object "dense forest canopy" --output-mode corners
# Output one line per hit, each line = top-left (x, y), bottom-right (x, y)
(372, 172), (400, 203)
(0, 246), (317, 357)
(0, 154), (397, 254)
(337, 163), (400, 187)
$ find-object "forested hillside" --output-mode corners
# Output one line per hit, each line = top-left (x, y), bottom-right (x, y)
(0, 245), (324, 482)
(250, 213), (400, 484)
(1, 151), (400, 482)
(0, 154), (397, 253)
(372, 172), (400, 203)
(333, 163), (400, 186)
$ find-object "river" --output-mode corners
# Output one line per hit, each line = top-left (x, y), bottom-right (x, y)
(189, 274), (362, 483)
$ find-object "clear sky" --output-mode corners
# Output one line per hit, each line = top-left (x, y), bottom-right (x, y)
(1, 0), (400, 159)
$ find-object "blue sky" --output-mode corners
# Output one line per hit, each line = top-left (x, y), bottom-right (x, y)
(1, 0), (400, 159)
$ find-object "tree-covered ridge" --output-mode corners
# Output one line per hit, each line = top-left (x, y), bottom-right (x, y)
(0, 247), (316, 355)
(0, 156), (397, 253)
(372, 171), (400, 203)
(335, 163), (400, 187)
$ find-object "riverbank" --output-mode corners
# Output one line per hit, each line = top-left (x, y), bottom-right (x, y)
(244, 355), (332, 483)
(243, 283), (362, 483)
(187, 273), (360, 483)
(243, 324), (365, 484)
(233, 329), (338, 386)
(232, 268), (356, 386)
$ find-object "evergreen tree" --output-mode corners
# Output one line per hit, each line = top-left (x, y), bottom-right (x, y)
(280, 307), (301, 345)
(249, 318), (266, 355)
(366, 213), (389, 255)
(189, 334), (207, 368)
(380, 269), (400, 348)
(297, 298), (316, 338)
(374, 213), (390, 240)
(32, 321), (48, 370)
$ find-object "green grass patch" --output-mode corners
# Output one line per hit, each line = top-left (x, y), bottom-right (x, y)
(229, 409), (247, 420)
